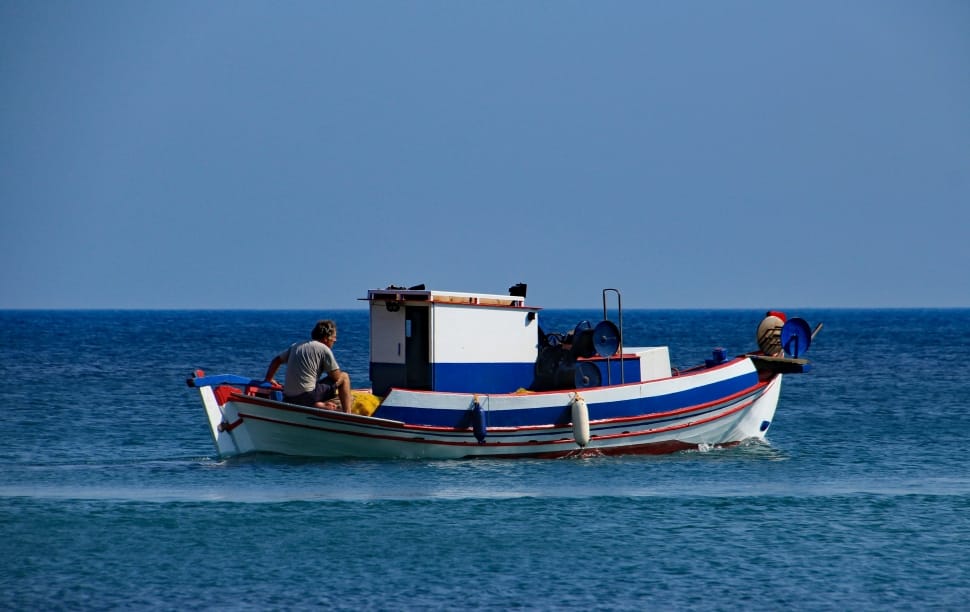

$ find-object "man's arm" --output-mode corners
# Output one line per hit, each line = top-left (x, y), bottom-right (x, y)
(327, 368), (348, 385)
(265, 355), (284, 383)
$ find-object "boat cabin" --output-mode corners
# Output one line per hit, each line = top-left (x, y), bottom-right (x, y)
(367, 287), (540, 396)
(366, 286), (673, 397)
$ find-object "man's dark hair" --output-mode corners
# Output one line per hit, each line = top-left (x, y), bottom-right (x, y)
(311, 320), (336, 341)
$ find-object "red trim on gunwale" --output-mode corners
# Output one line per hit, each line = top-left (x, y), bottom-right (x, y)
(589, 396), (755, 441)
(588, 380), (768, 426)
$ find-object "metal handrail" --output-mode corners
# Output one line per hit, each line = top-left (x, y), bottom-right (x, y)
(602, 288), (624, 384)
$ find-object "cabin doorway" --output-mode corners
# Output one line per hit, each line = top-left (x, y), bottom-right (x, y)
(405, 306), (432, 390)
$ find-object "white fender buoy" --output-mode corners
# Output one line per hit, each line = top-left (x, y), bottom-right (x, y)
(472, 398), (487, 444)
(571, 396), (590, 448)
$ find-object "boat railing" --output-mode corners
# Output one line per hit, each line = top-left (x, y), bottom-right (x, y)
(601, 288), (624, 384)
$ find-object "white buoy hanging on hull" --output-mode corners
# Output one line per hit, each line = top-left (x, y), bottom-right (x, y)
(571, 395), (590, 448)
(472, 396), (486, 444)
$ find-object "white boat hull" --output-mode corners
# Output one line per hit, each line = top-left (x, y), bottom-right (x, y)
(190, 358), (783, 459)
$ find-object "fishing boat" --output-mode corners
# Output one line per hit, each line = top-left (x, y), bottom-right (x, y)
(187, 284), (818, 459)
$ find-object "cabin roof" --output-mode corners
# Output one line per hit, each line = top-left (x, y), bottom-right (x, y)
(364, 288), (539, 309)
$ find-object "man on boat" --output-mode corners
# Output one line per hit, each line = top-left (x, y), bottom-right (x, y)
(264, 319), (352, 412)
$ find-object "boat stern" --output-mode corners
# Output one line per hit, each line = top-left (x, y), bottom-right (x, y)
(186, 370), (261, 457)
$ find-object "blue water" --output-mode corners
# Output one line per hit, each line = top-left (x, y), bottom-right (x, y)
(2, 309), (970, 610)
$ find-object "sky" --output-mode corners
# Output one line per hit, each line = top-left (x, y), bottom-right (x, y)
(1, 1), (968, 310)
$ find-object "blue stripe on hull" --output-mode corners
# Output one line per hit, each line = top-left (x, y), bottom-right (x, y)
(374, 370), (760, 428)
(587, 372), (760, 421)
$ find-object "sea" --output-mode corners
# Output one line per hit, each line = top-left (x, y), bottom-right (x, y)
(2, 308), (969, 611)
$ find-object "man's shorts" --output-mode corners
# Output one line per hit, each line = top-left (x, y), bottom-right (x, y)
(284, 379), (336, 407)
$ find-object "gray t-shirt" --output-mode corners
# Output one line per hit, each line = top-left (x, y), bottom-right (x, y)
(278, 340), (340, 396)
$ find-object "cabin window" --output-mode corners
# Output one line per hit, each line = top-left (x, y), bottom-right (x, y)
(405, 319), (412, 338)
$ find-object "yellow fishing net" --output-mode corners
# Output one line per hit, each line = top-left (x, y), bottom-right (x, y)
(350, 392), (381, 416)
